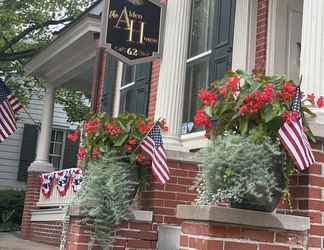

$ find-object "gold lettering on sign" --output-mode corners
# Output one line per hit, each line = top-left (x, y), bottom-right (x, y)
(115, 7), (131, 29)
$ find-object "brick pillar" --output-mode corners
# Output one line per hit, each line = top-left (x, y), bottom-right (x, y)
(288, 138), (324, 249)
(255, 0), (269, 73)
(21, 172), (41, 239)
(91, 34), (107, 113)
(141, 159), (199, 225)
(147, 60), (160, 120)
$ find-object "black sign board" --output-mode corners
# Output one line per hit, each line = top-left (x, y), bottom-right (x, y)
(101, 0), (163, 65)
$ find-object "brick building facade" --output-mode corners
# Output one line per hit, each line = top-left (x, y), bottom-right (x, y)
(21, 0), (324, 249)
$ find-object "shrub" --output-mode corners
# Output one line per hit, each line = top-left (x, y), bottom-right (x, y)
(195, 134), (286, 207)
(0, 190), (25, 232)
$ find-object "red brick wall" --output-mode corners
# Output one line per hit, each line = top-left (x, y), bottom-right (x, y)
(278, 138), (324, 249)
(140, 160), (199, 225)
(65, 217), (157, 250)
(21, 172), (41, 239)
(255, 0), (269, 73)
(180, 221), (308, 250)
(30, 221), (63, 246)
(147, 60), (160, 120)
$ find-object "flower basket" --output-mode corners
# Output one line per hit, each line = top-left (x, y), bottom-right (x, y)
(194, 70), (324, 212)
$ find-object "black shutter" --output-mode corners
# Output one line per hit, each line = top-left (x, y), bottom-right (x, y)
(120, 63), (151, 116)
(17, 124), (39, 182)
(62, 132), (80, 169)
(102, 55), (118, 115)
(209, 0), (236, 82)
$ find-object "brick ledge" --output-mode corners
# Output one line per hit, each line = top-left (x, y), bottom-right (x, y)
(309, 108), (324, 138)
(176, 205), (310, 232)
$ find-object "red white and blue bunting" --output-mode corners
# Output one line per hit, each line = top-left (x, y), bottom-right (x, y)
(40, 168), (83, 199)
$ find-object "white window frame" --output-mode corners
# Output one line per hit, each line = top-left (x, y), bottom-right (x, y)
(49, 128), (67, 170)
(181, 0), (257, 150)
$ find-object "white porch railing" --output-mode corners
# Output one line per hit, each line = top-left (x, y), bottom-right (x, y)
(37, 168), (82, 208)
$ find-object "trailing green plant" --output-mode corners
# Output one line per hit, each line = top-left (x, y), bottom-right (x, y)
(0, 190), (25, 232)
(195, 134), (286, 207)
(75, 156), (138, 249)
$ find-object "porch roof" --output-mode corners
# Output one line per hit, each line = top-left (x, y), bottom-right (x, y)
(24, 1), (103, 92)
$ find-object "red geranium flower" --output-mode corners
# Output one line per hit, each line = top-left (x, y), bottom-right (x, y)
(307, 93), (316, 102)
(85, 119), (101, 134)
(198, 89), (217, 106)
(219, 86), (227, 97)
(68, 128), (80, 142)
(91, 147), (101, 160)
(194, 110), (212, 129)
(138, 120), (154, 135)
(77, 147), (86, 160)
(105, 124), (122, 136)
(135, 154), (146, 162)
(128, 137), (138, 145)
(317, 96), (324, 108)
(227, 76), (240, 96)
(276, 81), (296, 102)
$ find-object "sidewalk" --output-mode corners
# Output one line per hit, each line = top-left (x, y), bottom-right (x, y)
(0, 232), (58, 250)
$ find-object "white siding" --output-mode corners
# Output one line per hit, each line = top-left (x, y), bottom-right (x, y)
(0, 94), (73, 190)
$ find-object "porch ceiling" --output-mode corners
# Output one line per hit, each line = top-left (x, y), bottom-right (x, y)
(24, 15), (101, 92)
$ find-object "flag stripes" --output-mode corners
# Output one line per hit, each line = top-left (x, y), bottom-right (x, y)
(278, 86), (315, 171)
(0, 80), (22, 142)
(140, 123), (170, 184)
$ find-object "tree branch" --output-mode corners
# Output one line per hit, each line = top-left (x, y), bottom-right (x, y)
(0, 17), (74, 54)
(0, 49), (39, 61)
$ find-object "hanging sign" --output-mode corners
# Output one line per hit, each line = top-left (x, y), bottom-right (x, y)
(101, 0), (163, 65)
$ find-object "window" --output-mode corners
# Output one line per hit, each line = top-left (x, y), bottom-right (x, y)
(119, 63), (151, 116)
(49, 129), (67, 170)
(183, 0), (236, 133)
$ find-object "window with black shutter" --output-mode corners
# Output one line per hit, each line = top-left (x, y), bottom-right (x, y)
(17, 124), (39, 182)
(102, 55), (118, 115)
(119, 63), (151, 116)
(17, 125), (79, 181)
(183, 0), (236, 133)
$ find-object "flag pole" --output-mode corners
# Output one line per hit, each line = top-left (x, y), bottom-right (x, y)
(134, 117), (162, 152)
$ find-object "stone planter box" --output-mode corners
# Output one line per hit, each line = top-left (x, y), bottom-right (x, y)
(176, 205), (310, 250)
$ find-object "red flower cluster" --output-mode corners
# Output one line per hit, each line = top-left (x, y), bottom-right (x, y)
(91, 147), (101, 160)
(135, 154), (146, 162)
(198, 89), (217, 106)
(159, 118), (168, 132)
(105, 124), (122, 136)
(85, 119), (101, 134)
(276, 81), (296, 102)
(317, 96), (324, 108)
(77, 147), (86, 160)
(138, 120), (154, 135)
(128, 137), (138, 145)
(68, 128), (80, 142)
(307, 93), (316, 102)
(239, 84), (273, 114)
(282, 111), (299, 125)
(193, 109), (212, 129)
(228, 76), (240, 96)
(219, 86), (227, 97)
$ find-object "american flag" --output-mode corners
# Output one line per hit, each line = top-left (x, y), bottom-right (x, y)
(0, 79), (22, 142)
(278, 86), (315, 171)
(140, 123), (170, 184)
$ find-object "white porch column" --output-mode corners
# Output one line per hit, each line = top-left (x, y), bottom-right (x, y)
(300, 0), (324, 96)
(154, 0), (191, 150)
(29, 86), (56, 172)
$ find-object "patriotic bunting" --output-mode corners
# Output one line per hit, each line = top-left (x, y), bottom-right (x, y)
(40, 168), (83, 199)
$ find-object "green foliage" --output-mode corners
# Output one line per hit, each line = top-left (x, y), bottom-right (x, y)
(0, 190), (25, 232)
(76, 156), (138, 249)
(195, 134), (286, 206)
(0, 0), (95, 122)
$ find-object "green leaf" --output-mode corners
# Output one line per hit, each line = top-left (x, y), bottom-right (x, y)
(261, 105), (273, 123)
(114, 134), (129, 147)
(204, 106), (213, 117)
(239, 118), (249, 135)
